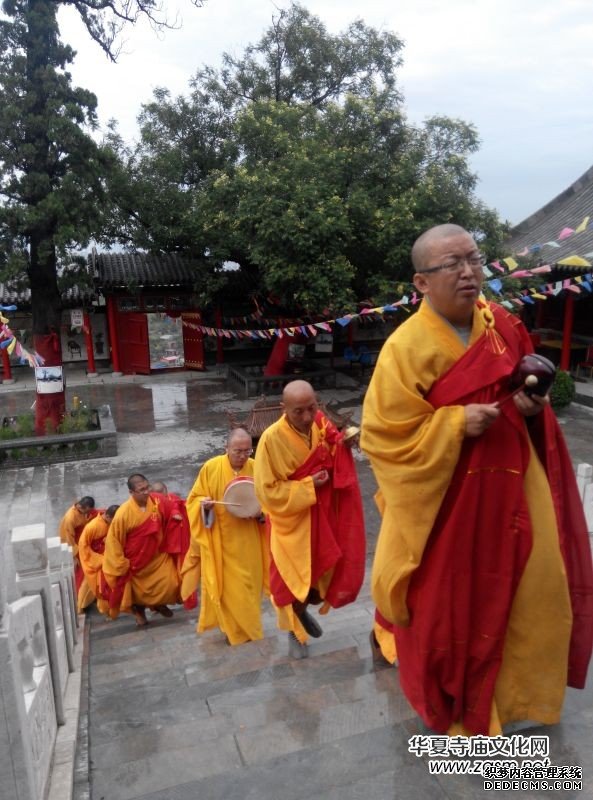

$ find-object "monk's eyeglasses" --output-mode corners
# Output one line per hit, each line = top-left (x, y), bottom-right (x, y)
(132, 484), (150, 493)
(230, 448), (253, 456)
(418, 253), (486, 275)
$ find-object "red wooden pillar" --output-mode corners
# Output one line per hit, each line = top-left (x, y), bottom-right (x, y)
(215, 306), (224, 365)
(106, 296), (122, 375)
(1, 347), (14, 383)
(560, 293), (575, 371)
(83, 312), (97, 376)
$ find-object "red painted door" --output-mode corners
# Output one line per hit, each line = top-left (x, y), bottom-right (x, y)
(118, 313), (150, 374)
(182, 312), (206, 370)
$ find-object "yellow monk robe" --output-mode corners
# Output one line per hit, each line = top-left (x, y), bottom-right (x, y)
(77, 515), (109, 614)
(183, 455), (269, 645)
(102, 495), (179, 617)
(362, 300), (573, 735)
(253, 413), (368, 644)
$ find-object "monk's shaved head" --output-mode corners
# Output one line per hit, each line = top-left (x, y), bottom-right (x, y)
(226, 427), (253, 469)
(227, 427), (252, 448)
(282, 380), (318, 434)
(411, 224), (470, 272)
(282, 380), (316, 407)
(150, 480), (168, 495)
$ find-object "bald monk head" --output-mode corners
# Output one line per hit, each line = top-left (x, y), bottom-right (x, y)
(281, 380), (319, 435)
(226, 427), (253, 470)
(411, 223), (484, 328)
(150, 480), (168, 495)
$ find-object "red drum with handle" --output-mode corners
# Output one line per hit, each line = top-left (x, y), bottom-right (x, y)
(222, 477), (262, 519)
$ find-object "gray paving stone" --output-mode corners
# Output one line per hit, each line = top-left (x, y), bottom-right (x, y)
(91, 734), (242, 800)
(125, 725), (446, 800)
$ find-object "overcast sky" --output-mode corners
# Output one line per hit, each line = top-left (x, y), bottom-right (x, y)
(58, 0), (593, 226)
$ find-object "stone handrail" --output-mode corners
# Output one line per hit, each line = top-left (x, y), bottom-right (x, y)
(0, 523), (82, 800)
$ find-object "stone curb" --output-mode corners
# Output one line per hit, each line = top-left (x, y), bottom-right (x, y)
(47, 615), (86, 800)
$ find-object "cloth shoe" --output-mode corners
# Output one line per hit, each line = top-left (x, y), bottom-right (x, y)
(152, 604), (173, 618)
(292, 601), (323, 638)
(288, 632), (309, 659)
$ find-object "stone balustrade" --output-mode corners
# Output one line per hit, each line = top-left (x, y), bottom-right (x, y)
(0, 522), (82, 800)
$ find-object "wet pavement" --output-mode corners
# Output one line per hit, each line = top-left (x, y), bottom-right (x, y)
(1, 366), (593, 800)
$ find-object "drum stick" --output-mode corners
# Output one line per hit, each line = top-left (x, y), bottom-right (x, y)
(210, 500), (241, 506)
(496, 374), (538, 408)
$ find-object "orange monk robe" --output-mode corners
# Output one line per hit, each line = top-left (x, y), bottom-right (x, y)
(361, 299), (574, 735)
(77, 515), (109, 614)
(59, 504), (99, 594)
(58, 504), (89, 557)
(254, 414), (365, 644)
(102, 495), (179, 617)
(182, 455), (269, 645)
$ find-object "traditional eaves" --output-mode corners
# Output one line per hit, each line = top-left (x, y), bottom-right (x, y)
(504, 166), (593, 271)
(91, 252), (200, 290)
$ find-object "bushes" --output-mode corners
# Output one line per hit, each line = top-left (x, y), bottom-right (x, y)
(550, 370), (575, 411)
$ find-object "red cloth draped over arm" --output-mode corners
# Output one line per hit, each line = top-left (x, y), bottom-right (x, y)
(269, 412), (365, 608)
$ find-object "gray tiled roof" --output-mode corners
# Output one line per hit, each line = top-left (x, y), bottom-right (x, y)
(0, 281), (95, 308)
(91, 252), (199, 289)
(505, 166), (593, 268)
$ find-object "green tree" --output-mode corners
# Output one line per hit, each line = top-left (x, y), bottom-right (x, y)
(113, 3), (507, 316)
(0, 0), (202, 433)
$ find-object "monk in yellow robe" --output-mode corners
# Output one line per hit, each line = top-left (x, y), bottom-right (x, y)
(59, 496), (97, 594)
(255, 380), (365, 659)
(77, 504), (119, 614)
(181, 428), (269, 645)
(100, 474), (180, 627)
(362, 223), (593, 735)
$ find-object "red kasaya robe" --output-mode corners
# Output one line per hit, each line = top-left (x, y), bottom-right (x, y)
(394, 304), (593, 734)
(268, 411), (366, 609)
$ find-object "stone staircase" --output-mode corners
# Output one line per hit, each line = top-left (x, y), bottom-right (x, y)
(83, 582), (435, 800)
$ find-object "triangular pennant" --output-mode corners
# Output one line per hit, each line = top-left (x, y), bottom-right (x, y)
(575, 216), (590, 233)
(557, 255), (591, 267)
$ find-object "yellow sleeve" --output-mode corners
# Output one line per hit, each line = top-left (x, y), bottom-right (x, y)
(78, 521), (105, 576)
(59, 509), (78, 555)
(254, 429), (317, 517)
(186, 460), (218, 548)
(361, 315), (466, 625)
(102, 506), (131, 578)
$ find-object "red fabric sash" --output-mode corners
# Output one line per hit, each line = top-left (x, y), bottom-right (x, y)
(270, 412), (366, 608)
(157, 492), (196, 608)
(99, 508), (163, 611)
(159, 493), (191, 558)
(394, 304), (593, 734)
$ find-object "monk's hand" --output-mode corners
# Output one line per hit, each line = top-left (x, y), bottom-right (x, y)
(312, 469), (330, 488)
(201, 497), (215, 511)
(464, 403), (500, 437)
(513, 390), (549, 417)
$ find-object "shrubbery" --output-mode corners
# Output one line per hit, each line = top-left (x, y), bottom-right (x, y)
(550, 370), (576, 411)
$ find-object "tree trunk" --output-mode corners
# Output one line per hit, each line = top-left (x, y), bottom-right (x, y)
(24, 1), (66, 434)
(30, 234), (65, 434)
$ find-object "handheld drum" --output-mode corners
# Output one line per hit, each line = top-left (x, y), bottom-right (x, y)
(222, 476), (262, 519)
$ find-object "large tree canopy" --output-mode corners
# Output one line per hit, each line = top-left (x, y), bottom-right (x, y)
(108, 3), (507, 315)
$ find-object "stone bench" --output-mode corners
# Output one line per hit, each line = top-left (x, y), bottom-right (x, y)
(227, 364), (337, 399)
